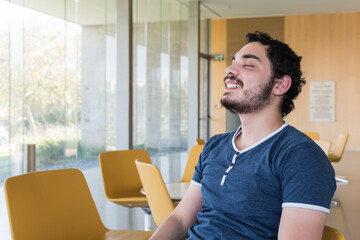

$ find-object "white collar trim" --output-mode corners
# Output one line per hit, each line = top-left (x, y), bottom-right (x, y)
(232, 122), (288, 153)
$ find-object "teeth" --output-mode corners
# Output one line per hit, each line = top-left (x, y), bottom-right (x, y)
(226, 83), (240, 88)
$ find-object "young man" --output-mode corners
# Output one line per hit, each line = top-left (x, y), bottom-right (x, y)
(150, 32), (336, 240)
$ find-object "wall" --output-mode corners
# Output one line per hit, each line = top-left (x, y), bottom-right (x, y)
(284, 12), (360, 149)
(210, 12), (360, 149)
(210, 19), (227, 136)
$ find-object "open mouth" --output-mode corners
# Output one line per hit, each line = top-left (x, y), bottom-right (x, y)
(224, 75), (243, 89)
(226, 83), (241, 89)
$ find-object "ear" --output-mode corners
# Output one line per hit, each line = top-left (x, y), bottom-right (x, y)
(273, 75), (291, 96)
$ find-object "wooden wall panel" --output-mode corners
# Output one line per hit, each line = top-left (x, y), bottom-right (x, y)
(210, 19), (227, 136)
(226, 17), (285, 65)
(285, 12), (360, 149)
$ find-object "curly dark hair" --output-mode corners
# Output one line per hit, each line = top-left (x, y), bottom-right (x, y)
(246, 31), (306, 117)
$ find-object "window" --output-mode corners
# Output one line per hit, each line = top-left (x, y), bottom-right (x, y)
(0, 0), (116, 180)
(0, 0), (116, 238)
(133, 0), (189, 182)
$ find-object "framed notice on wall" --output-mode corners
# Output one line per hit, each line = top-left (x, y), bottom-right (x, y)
(310, 81), (335, 122)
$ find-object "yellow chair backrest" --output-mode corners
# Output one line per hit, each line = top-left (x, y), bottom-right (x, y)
(4, 169), (107, 240)
(322, 225), (346, 240)
(195, 139), (205, 145)
(181, 144), (204, 182)
(328, 134), (349, 162)
(314, 139), (332, 156)
(99, 149), (152, 207)
(135, 160), (175, 226)
(304, 131), (320, 140)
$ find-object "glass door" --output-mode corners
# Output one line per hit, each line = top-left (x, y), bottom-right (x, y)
(199, 55), (210, 141)
(199, 18), (210, 141)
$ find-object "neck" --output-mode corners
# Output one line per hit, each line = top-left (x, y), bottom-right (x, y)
(235, 107), (284, 151)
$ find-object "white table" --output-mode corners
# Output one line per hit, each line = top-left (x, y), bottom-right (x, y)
(141, 182), (190, 201)
(165, 182), (190, 201)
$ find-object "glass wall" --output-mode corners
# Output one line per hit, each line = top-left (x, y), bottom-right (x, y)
(0, 0), (116, 181)
(199, 18), (210, 141)
(0, 1), (116, 238)
(133, 0), (189, 182)
(199, 56), (210, 140)
(0, 0), (209, 237)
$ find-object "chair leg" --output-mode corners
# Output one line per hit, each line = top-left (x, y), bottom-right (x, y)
(335, 176), (349, 185)
(142, 207), (152, 231)
(144, 213), (152, 231)
(332, 176), (349, 207)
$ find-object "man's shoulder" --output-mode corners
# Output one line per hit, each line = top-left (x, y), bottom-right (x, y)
(209, 131), (235, 140)
(266, 125), (322, 155)
(278, 125), (313, 143)
(271, 125), (331, 164)
(201, 131), (235, 154)
(206, 131), (235, 146)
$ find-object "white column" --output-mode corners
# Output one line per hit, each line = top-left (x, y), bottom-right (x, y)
(187, 0), (200, 149)
(116, 0), (133, 150)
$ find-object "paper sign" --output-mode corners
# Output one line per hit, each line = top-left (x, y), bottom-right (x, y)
(310, 81), (335, 122)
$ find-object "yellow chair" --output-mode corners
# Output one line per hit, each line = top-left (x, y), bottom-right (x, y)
(322, 225), (346, 240)
(314, 139), (332, 155)
(4, 168), (153, 240)
(180, 144), (204, 182)
(328, 134), (349, 163)
(135, 160), (175, 226)
(98, 150), (152, 208)
(327, 134), (350, 187)
(99, 150), (154, 230)
(195, 139), (205, 145)
(304, 131), (320, 140)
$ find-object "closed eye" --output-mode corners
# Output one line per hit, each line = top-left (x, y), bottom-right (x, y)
(243, 64), (254, 68)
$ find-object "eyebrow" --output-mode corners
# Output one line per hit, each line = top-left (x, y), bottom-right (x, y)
(232, 54), (262, 63)
(242, 54), (261, 62)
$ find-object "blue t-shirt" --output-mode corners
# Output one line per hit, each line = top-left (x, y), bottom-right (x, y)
(188, 123), (336, 240)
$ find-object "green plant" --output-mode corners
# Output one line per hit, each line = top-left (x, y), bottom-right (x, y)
(36, 139), (65, 167)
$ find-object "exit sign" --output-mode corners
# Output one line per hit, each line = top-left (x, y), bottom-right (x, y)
(213, 54), (224, 61)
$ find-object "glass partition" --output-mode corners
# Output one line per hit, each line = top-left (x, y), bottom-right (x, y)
(133, 0), (189, 182)
(199, 17), (210, 141)
(0, 0), (116, 180)
(0, 1), (116, 238)
(0, 0), (205, 236)
(0, 0), (12, 181)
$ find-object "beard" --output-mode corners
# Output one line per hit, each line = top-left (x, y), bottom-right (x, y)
(221, 77), (275, 114)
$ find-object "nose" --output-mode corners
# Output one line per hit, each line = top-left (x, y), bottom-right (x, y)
(225, 63), (239, 77)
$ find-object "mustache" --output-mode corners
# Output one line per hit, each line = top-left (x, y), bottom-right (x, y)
(224, 75), (244, 87)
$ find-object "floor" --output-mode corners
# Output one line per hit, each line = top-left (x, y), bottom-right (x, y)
(326, 151), (360, 239)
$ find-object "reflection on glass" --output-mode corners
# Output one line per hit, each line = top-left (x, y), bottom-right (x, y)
(199, 57), (209, 140)
(0, 1), (11, 180)
(0, 0), (116, 181)
(133, 0), (189, 182)
(200, 17), (209, 54)
(199, 18), (210, 141)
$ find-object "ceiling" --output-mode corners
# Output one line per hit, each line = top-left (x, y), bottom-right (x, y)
(15, 0), (360, 26)
(200, 0), (360, 19)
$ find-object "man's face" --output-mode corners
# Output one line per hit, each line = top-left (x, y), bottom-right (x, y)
(220, 42), (275, 114)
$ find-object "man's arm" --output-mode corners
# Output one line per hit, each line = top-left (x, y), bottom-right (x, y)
(278, 207), (327, 240)
(150, 182), (203, 240)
